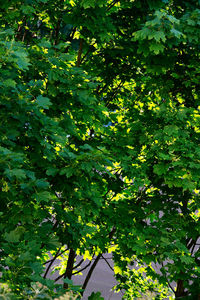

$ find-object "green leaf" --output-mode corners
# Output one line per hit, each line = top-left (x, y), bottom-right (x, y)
(21, 5), (36, 15)
(180, 255), (194, 264)
(153, 164), (167, 175)
(4, 168), (26, 179)
(133, 28), (151, 40)
(80, 0), (104, 9)
(4, 79), (16, 88)
(14, 50), (30, 70)
(152, 31), (166, 42)
(0, 0), (199, 297)
(35, 179), (50, 189)
(4, 227), (25, 243)
(36, 95), (52, 109)
(88, 292), (104, 300)
(80, 144), (93, 151)
(167, 15), (180, 24)
(170, 28), (183, 38)
(155, 10), (166, 19)
(164, 125), (179, 136)
(149, 43), (165, 54)
(35, 191), (52, 203)
(46, 168), (58, 176)
(60, 167), (74, 178)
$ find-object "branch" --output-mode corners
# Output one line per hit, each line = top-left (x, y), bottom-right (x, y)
(55, 272), (65, 282)
(43, 247), (61, 278)
(188, 237), (199, 254)
(166, 278), (175, 294)
(76, 38), (84, 67)
(107, 0), (120, 11)
(72, 261), (92, 276)
(15, 17), (26, 41)
(54, 19), (61, 45)
(98, 82), (110, 95)
(72, 258), (84, 270)
(43, 247), (68, 265)
(161, 262), (175, 293)
(109, 226), (116, 239)
(80, 42), (96, 64)
(191, 238), (199, 255)
(105, 81), (124, 106)
(69, 27), (77, 41)
(81, 254), (101, 295)
(187, 238), (196, 251)
(80, 229), (115, 295)
(101, 254), (114, 271)
(64, 27), (77, 53)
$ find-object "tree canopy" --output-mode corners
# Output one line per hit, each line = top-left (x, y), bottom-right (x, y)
(0, 0), (200, 299)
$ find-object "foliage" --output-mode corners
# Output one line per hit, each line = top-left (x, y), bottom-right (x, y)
(87, 292), (104, 300)
(0, 283), (79, 300)
(115, 259), (174, 299)
(0, 0), (200, 299)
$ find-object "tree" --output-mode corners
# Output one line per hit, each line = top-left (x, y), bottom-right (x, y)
(0, 0), (200, 299)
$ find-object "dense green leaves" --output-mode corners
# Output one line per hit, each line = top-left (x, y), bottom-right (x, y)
(0, 0), (200, 299)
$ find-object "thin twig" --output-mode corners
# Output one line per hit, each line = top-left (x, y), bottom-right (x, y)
(55, 272), (65, 282)
(43, 247), (61, 278)
(43, 247), (69, 265)
(101, 254), (114, 271)
(72, 258), (84, 270)
(80, 229), (116, 295)
(80, 42), (96, 64)
(161, 262), (175, 293)
(105, 81), (124, 106)
(72, 261), (92, 276)
(107, 0), (120, 11)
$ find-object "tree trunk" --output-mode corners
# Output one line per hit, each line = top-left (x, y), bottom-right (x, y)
(175, 279), (186, 299)
(63, 248), (76, 289)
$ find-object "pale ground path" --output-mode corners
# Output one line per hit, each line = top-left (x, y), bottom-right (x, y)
(73, 257), (123, 300)
(47, 237), (200, 299)
(48, 255), (123, 299)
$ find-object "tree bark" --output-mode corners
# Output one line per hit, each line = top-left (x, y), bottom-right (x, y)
(63, 248), (76, 289)
(81, 254), (101, 295)
(175, 279), (186, 299)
